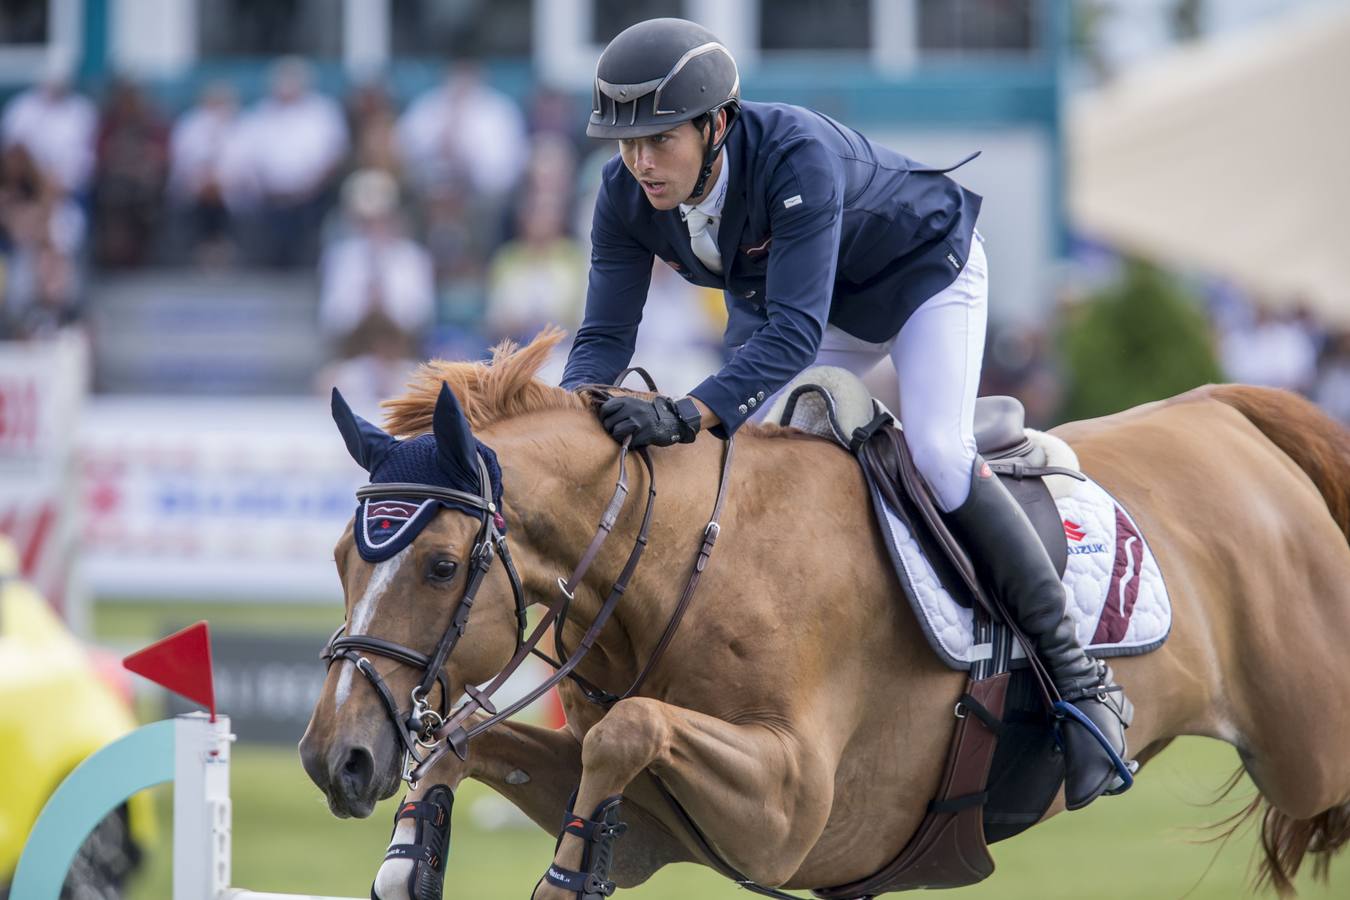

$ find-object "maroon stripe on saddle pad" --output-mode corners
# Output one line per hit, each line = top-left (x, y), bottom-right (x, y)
(1092, 507), (1144, 644)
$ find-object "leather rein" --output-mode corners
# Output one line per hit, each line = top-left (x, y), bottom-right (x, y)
(322, 424), (736, 789)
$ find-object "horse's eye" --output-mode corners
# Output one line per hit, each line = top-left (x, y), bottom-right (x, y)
(429, 559), (458, 582)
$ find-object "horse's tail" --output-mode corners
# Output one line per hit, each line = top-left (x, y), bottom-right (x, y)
(1189, 384), (1350, 894)
(1202, 383), (1350, 542)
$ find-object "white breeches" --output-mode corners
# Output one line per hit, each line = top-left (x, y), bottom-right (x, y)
(758, 232), (988, 512)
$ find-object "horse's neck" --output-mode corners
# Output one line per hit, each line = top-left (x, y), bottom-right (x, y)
(497, 421), (726, 679)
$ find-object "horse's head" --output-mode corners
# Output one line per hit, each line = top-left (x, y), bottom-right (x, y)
(300, 382), (525, 817)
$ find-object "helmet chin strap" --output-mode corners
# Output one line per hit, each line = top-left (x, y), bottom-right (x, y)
(685, 107), (735, 202)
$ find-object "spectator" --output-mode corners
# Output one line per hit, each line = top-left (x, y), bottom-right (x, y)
(346, 78), (401, 176)
(1314, 331), (1350, 425)
(483, 192), (585, 345)
(420, 176), (478, 283)
(0, 144), (56, 251)
(982, 322), (1063, 429)
(318, 169), (434, 353)
(0, 143), (84, 340)
(315, 311), (422, 422)
(315, 307), (421, 423)
(92, 77), (169, 267)
(397, 60), (527, 200)
(16, 243), (82, 338)
(1, 59), (97, 198)
(508, 133), (577, 240)
(1219, 306), (1319, 393)
(227, 57), (349, 267)
(168, 81), (240, 266)
(526, 83), (588, 152)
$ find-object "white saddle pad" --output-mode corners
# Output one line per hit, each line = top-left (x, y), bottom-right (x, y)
(877, 474), (1171, 670)
(766, 365), (1173, 671)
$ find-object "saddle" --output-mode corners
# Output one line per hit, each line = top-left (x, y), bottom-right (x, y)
(767, 371), (1082, 897)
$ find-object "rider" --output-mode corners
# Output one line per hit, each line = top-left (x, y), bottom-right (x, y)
(560, 17), (1132, 810)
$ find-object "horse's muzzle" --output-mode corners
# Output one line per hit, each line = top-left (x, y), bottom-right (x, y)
(300, 732), (400, 818)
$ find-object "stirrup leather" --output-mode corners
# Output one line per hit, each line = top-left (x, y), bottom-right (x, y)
(540, 793), (628, 898)
(372, 784), (453, 900)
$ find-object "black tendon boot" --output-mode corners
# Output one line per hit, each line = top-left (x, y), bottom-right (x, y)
(537, 792), (628, 898)
(944, 456), (1135, 810)
(371, 784), (454, 900)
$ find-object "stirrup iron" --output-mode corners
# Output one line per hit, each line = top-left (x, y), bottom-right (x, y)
(1053, 699), (1137, 794)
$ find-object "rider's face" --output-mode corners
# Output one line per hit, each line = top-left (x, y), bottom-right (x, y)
(619, 112), (725, 210)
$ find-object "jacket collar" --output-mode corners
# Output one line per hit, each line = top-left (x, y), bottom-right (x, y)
(714, 123), (749, 278)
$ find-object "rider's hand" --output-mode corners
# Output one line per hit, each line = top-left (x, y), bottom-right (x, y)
(599, 395), (700, 448)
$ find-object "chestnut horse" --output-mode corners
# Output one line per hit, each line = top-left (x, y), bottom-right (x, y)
(300, 331), (1350, 899)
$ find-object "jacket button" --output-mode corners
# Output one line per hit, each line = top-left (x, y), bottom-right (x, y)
(738, 404), (748, 415)
(756, 391), (765, 401)
(748, 397), (757, 408)
(744, 289), (756, 298)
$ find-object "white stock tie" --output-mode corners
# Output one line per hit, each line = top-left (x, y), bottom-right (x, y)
(684, 208), (723, 274)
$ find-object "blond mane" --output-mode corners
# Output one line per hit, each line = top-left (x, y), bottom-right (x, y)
(381, 327), (588, 436)
(379, 326), (806, 440)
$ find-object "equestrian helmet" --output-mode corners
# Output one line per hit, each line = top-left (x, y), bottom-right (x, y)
(588, 18), (741, 140)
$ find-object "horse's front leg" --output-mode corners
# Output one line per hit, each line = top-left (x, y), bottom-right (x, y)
(372, 719), (693, 900)
(533, 697), (833, 900)
(369, 718), (579, 900)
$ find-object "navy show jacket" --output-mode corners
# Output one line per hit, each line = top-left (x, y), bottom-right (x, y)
(561, 100), (982, 436)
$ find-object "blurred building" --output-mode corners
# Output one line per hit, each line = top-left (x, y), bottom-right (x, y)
(1069, 3), (1350, 329)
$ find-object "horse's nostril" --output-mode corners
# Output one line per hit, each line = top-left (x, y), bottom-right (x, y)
(339, 745), (375, 798)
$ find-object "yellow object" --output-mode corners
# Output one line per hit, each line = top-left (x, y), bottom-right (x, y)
(0, 537), (17, 578)
(0, 545), (157, 885)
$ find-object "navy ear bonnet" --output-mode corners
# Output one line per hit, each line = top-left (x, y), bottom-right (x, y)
(332, 385), (506, 563)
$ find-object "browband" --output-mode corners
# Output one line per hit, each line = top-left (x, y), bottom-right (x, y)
(355, 454), (496, 516)
(357, 482), (495, 514)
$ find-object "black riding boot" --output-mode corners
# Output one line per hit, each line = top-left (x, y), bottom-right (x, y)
(944, 456), (1134, 810)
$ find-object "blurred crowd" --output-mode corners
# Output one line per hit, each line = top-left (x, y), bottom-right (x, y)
(982, 274), (1350, 429)
(1210, 292), (1350, 426)
(0, 58), (1346, 428)
(0, 57), (726, 408)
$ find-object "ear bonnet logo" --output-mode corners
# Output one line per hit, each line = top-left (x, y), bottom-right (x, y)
(331, 386), (506, 563)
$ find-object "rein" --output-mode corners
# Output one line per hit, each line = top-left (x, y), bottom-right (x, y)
(322, 424), (737, 789)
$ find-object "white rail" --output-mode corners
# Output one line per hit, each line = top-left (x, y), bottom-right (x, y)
(221, 892), (364, 899)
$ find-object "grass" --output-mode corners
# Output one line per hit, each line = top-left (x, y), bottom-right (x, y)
(100, 602), (1349, 898)
(116, 736), (1350, 899)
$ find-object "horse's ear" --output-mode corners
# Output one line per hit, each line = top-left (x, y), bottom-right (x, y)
(331, 388), (398, 473)
(433, 382), (478, 485)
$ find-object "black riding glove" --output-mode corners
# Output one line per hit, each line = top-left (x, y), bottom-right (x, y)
(599, 395), (700, 448)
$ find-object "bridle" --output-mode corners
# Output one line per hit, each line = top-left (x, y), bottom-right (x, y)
(321, 428), (735, 789)
(321, 452), (530, 784)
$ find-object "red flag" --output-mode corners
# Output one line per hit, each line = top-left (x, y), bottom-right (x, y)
(123, 621), (215, 720)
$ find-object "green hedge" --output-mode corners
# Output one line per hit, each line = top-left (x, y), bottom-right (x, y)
(1058, 259), (1223, 422)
